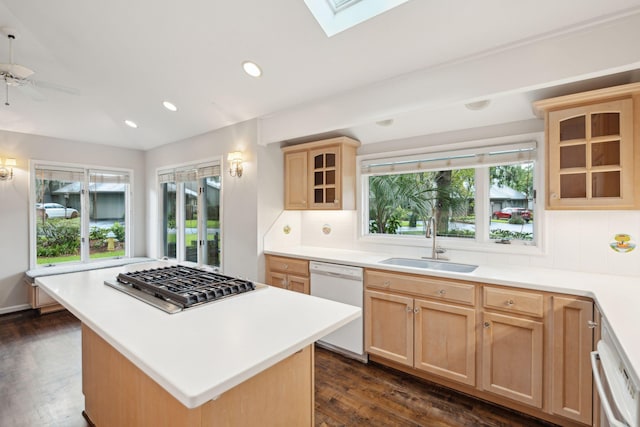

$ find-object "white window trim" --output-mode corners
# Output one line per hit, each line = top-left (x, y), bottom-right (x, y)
(357, 134), (546, 256)
(29, 159), (134, 269)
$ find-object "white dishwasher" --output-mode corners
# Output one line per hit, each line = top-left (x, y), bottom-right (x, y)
(309, 261), (366, 362)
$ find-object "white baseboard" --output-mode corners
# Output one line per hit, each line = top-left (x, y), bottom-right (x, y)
(0, 304), (31, 315)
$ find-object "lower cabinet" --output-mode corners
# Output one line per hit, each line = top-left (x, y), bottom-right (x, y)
(365, 269), (477, 387)
(364, 290), (414, 366)
(481, 311), (543, 408)
(364, 267), (596, 426)
(414, 299), (476, 386)
(265, 255), (310, 294)
(551, 296), (594, 425)
(365, 290), (476, 386)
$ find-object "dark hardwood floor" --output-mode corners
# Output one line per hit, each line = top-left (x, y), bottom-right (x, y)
(1, 310), (556, 427)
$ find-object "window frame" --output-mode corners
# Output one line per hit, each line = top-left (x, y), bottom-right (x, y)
(358, 136), (545, 255)
(157, 158), (223, 269)
(29, 160), (133, 269)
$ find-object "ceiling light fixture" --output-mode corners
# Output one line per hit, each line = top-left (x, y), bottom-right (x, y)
(124, 120), (138, 129)
(376, 119), (394, 127)
(242, 61), (262, 78)
(162, 101), (177, 112)
(465, 100), (491, 111)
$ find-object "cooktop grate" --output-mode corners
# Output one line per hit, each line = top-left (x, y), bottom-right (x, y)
(115, 265), (255, 307)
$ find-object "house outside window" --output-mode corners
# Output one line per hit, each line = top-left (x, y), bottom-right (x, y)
(360, 140), (538, 249)
(31, 164), (131, 267)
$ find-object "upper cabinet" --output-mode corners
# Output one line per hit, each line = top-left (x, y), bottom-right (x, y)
(282, 136), (360, 210)
(533, 83), (640, 209)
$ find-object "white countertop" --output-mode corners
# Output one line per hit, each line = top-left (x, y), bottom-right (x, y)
(266, 246), (640, 386)
(35, 260), (361, 409)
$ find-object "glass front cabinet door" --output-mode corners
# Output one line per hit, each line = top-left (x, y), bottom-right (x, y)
(309, 146), (340, 209)
(282, 137), (360, 210)
(535, 84), (640, 210)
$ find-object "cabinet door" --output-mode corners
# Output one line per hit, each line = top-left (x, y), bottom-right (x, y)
(266, 272), (287, 290)
(551, 297), (593, 424)
(285, 151), (308, 209)
(548, 99), (634, 209)
(482, 312), (543, 408)
(365, 290), (414, 367)
(414, 299), (476, 386)
(287, 275), (310, 295)
(308, 146), (341, 209)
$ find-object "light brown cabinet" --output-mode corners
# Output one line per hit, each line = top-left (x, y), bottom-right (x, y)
(365, 270), (477, 386)
(364, 267), (597, 426)
(551, 296), (594, 425)
(265, 255), (309, 294)
(533, 83), (640, 209)
(282, 136), (360, 210)
(481, 286), (544, 408)
(481, 311), (544, 408)
(365, 290), (414, 366)
(414, 299), (476, 386)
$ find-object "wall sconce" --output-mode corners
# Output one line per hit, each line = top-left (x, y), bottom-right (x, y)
(228, 151), (244, 177)
(0, 157), (16, 181)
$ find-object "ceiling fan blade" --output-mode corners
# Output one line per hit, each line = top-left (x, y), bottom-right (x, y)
(30, 79), (81, 96)
(0, 62), (34, 79)
(17, 82), (46, 101)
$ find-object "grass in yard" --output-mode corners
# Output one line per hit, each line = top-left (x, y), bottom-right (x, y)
(37, 250), (126, 265)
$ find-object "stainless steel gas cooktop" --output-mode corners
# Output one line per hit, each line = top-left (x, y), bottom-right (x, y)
(104, 265), (257, 314)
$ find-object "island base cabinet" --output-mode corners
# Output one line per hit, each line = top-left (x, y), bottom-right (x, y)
(82, 325), (314, 426)
(481, 312), (543, 408)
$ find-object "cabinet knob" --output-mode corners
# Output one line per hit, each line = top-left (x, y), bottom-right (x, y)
(550, 193), (558, 200)
(283, 264), (288, 270)
(438, 289), (446, 296)
(383, 280), (390, 288)
(413, 307), (420, 314)
(406, 306), (412, 313)
(587, 320), (599, 329)
(505, 299), (515, 307)
(483, 321), (491, 329)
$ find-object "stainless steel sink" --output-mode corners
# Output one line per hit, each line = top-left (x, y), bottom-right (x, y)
(379, 257), (478, 273)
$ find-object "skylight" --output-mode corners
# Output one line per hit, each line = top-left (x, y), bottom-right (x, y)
(304, 0), (410, 37)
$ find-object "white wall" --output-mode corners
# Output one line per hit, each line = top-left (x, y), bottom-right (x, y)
(264, 123), (640, 278)
(145, 119), (282, 282)
(0, 130), (146, 313)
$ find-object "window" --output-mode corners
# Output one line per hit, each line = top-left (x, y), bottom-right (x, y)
(32, 164), (131, 267)
(159, 162), (221, 268)
(361, 141), (538, 249)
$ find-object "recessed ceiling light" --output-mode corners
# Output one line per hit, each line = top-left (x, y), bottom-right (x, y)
(124, 120), (138, 129)
(465, 100), (491, 111)
(376, 119), (394, 127)
(162, 101), (178, 112)
(242, 61), (262, 78)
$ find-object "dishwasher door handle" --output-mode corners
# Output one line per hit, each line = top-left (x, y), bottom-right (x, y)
(311, 270), (361, 281)
(591, 351), (629, 427)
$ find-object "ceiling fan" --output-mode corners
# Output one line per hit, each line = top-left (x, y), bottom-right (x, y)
(0, 27), (79, 106)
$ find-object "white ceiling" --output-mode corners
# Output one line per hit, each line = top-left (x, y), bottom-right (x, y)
(1, 0), (640, 150)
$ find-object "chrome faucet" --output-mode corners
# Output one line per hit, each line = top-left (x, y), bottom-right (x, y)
(425, 216), (447, 260)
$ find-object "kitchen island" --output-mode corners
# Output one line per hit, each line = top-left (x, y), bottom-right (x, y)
(36, 260), (361, 426)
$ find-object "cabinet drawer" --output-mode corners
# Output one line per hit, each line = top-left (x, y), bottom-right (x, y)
(267, 256), (309, 277)
(365, 270), (475, 306)
(483, 286), (544, 318)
